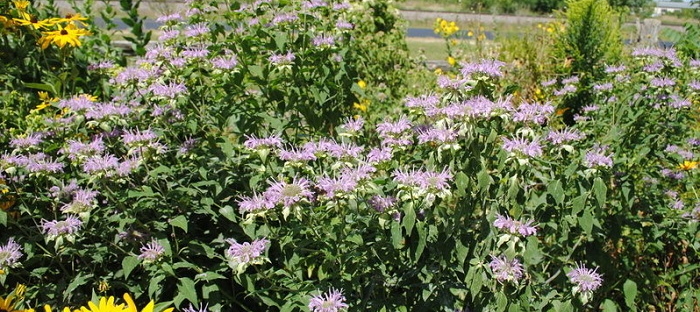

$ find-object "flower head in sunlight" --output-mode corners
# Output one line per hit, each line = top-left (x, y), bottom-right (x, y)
(39, 23), (90, 49)
(14, 12), (53, 29)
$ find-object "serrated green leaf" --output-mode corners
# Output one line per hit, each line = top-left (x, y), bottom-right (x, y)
(572, 194), (587, 215)
(176, 277), (198, 306)
(170, 215), (188, 233)
(548, 179), (565, 205)
(579, 210), (594, 235)
(122, 255), (139, 280)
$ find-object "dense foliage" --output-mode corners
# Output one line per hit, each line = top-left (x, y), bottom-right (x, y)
(1, 0), (699, 311)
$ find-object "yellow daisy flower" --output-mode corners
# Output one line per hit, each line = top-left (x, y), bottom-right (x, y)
(357, 80), (366, 89)
(76, 296), (127, 312)
(0, 294), (34, 312)
(39, 23), (90, 49)
(122, 294), (174, 312)
(13, 0), (31, 11)
(679, 160), (698, 171)
(42, 305), (72, 312)
(13, 12), (53, 29)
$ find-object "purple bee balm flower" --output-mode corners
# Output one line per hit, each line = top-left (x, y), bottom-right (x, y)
(312, 34), (336, 47)
(184, 22), (209, 37)
(553, 85), (577, 96)
(368, 195), (397, 212)
(181, 47), (210, 59)
(61, 188), (99, 214)
(417, 127), (458, 144)
(82, 154), (119, 174)
(156, 13), (181, 23)
(278, 146), (317, 162)
(271, 13), (298, 25)
(237, 193), (275, 214)
(316, 175), (357, 198)
(269, 51), (296, 65)
(513, 102), (555, 124)
(335, 20), (353, 29)
(57, 94), (97, 111)
(225, 238), (269, 265)
(650, 77), (675, 88)
(489, 255), (524, 283)
(366, 147), (393, 163)
(460, 59), (506, 78)
(393, 168), (452, 192)
(689, 81), (700, 90)
(211, 55), (238, 69)
(112, 67), (156, 85)
(502, 137), (543, 158)
(41, 215), (82, 236)
(643, 61), (664, 73)
(16, 153), (64, 173)
(376, 116), (412, 138)
(183, 303), (210, 312)
(10, 133), (43, 149)
(243, 134), (283, 150)
(149, 81), (188, 99)
(593, 83), (613, 91)
(121, 129), (158, 146)
(562, 75), (579, 84)
(404, 94), (439, 109)
(264, 177), (314, 207)
(159, 29), (180, 41)
(0, 238), (23, 270)
(308, 288), (349, 312)
(340, 116), (365, 133)
(541, 78), (557, 87)
(139, 239), (166, 262)
(326, 142), (363, 159)
(584, 145), (613, 168)
(567, 263), (603, 292)
(493, 214), (537, 236)
(546, 129), (585, 144)
(604, 64), (626, 73)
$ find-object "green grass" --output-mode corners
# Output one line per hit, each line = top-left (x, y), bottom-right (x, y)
(406, 37), (449, 60)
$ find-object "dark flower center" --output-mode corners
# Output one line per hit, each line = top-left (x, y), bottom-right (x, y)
(60, 29), (68, 35)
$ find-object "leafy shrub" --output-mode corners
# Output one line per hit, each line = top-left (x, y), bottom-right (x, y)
(551, 0), (623, 124)
(1, 0), (699, 311)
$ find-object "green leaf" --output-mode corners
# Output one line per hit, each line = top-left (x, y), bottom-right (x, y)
(623, 279), (638, 310)
(593, 177), (606, 208)
(121, 255), (139, 280)
(23, 82), (57, 94)
(176, 277), (198, 306)
(601, 299), (618, 312)
(579, 210), (594, 235)
(402, 204), (416, 235)
(414, 223), (427, 261)
(218, 206), (237, 222)
(477, 168), (492, 191)
(496, 292), (508, 312)
(547, 179), (565, 205)
(170, 215), (188, 233)
(0, 210), (6, 227)
(64, 272), (92, 301)
(572, 194), (587, 215)
(391, 221), (403, 249)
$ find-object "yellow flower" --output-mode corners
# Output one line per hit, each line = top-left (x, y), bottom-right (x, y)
(13, 0), (31, 11)
(353, 99), (369, 112)
(13, 12), (53, 29)
(679, 160), (698, 170)
(76, 296), (127, 312)
(447, 56), (456, 66)
(42, 305), (72, 312)
(434, 68), (443, 75)
(467, 30), (473, 37)
(0, 294), (34, 312)
(39, 23), (90, 49)
(50, 13), (89, 27)
(122, 294), (174, 312)
(357, 80), (366, 89)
